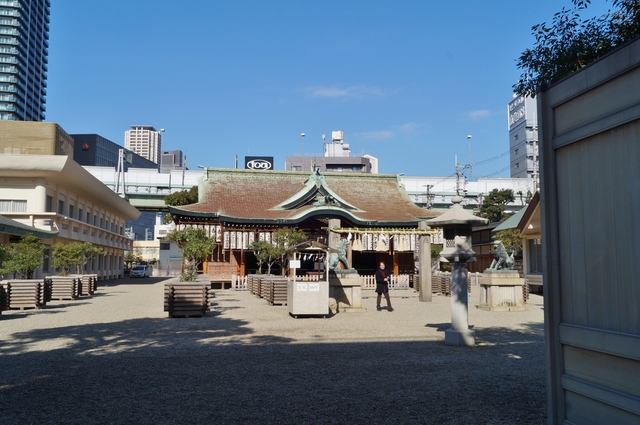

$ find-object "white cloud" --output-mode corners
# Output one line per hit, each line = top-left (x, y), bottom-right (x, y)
(395, 122), (423, 133)
(303, 85), (388, 99)
(466, 109), (491, 120)
(355, 130), (395, 140)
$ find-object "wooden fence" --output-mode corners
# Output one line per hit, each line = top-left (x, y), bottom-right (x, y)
(360, 274), (411, 290)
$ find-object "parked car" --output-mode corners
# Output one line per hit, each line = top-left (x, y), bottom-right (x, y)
(130, 265), (152, 278)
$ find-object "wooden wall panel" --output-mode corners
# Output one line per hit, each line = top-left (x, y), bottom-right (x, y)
(540, 38), (640, 423)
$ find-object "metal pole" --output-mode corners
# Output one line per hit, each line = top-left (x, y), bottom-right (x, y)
(467, 135), (472, 181)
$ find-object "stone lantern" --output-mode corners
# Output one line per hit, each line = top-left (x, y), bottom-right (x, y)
(427, 195), (488, 346)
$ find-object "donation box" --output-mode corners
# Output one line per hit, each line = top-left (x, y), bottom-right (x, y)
(287, 280), (329, 318)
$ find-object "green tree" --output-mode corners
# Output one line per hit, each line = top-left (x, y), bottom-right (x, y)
(494, 229), (524, 255)
(124, 250), (142, 270)
(78, 242), (105, 273)
(514, 0), (640, 97)
(272, 227), (307, 276)
(163, 186), (199, 224)
(165, 226), (216, 281)
(480, 189), (515, 223)
(0, 234), (45, 279)
(248, 240), (276, 274)
(52, 242), (84, 276)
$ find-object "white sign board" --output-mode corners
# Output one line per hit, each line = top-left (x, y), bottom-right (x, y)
(290, 260), (301, 268)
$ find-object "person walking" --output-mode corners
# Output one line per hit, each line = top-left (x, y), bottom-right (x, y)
(375, 261), (394, 312)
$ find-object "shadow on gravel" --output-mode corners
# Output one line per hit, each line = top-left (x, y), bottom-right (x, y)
(0, 313), (547, 425)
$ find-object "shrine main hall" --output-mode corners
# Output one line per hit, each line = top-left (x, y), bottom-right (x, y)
(168, 167), (440, 281)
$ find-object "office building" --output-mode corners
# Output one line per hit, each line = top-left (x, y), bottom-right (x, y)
(124, 125), (162, 164)
(508, 95), (538, 180)
(0, 0), (50, 121)
(72, 134), (158, 169)
(160, 149), (184, 172)
(286, 131), (378, 173)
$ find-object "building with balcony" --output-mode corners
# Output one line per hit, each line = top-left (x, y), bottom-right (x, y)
(0, 155), (140, 280)
(124, 125), (162, 164)
(508, 95), (539, 180)
(0, 0), (50, 121)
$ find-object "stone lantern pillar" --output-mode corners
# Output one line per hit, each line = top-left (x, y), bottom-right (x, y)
(427, 195), (488, 346)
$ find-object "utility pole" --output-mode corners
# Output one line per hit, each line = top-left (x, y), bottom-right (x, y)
(467, 135), (472, 182)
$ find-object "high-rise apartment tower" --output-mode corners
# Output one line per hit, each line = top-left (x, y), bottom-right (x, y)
(0, 0), (50, 121)
(124, 125), (162, 164)
(508, 95), (538, 180)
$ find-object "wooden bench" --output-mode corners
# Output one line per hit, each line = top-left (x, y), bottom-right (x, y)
(164, 282), (211, 318)
(71, 274), (98, 296)
(261, 277), (289, 306)
(46, 276), (80, 300)
(4, 279), (46, 310)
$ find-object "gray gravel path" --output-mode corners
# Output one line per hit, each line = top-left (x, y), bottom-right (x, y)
(0, 277), (546, 424)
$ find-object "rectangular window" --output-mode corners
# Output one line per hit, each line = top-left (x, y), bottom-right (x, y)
(58, 200), (65, 214)
(69, 205), (75, 219)
(46, 195), (53, 212)
(528, 238), (543, 274)
(78, 208), (83, 221)
(0, 199), (26, 212)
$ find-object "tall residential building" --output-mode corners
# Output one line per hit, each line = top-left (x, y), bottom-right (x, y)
(124, 125), (162, 164)
(0, 0), (50, 121)
(508, 95), (538, 180)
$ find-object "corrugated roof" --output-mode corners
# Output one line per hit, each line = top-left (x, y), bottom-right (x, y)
(171, 168), (439, 226)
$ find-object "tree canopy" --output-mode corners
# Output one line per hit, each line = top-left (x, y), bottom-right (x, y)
(163, 185), (198, 223)
(248, 227), (307, 275)
(52, 242), (105, 276)
(514, 0), (640, 98)
(480, 189), (515, 223)
(165, 226), (216, 281)
(0, 234), (45, 279)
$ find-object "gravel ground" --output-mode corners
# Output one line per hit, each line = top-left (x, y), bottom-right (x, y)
(0, 277), (546, 424)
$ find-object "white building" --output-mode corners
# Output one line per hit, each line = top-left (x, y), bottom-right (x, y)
(508, 95), (539, 180)
(124, 125), (162, 164)
(0, 155), (140, 280)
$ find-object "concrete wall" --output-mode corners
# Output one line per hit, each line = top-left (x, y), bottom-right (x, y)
(539, 38), (640, 424)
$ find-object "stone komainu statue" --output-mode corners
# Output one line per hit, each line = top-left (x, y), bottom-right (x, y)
(328, 238), (352, 270)
(489, 240), (515, 270)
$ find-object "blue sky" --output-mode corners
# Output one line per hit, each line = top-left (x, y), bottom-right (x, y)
(46, 0), (613, 177)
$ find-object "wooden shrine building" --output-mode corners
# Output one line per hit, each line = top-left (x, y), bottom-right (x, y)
(168, 168), (440, 282)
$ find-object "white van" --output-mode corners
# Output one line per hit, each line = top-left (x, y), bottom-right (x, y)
(130, 265), (152, 278)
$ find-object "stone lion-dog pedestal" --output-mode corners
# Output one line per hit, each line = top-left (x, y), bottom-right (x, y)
(329, 270), (364, 313)
(478, 269), (526, 312)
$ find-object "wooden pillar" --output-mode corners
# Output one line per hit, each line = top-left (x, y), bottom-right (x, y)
(239, 250), (246, 276)
(327, 219), (341, 249)
(419, 221), (432, 302)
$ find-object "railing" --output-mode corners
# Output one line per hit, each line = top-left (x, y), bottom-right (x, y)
(231, 273), (320, 291)
(360, 274), (410, 290)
